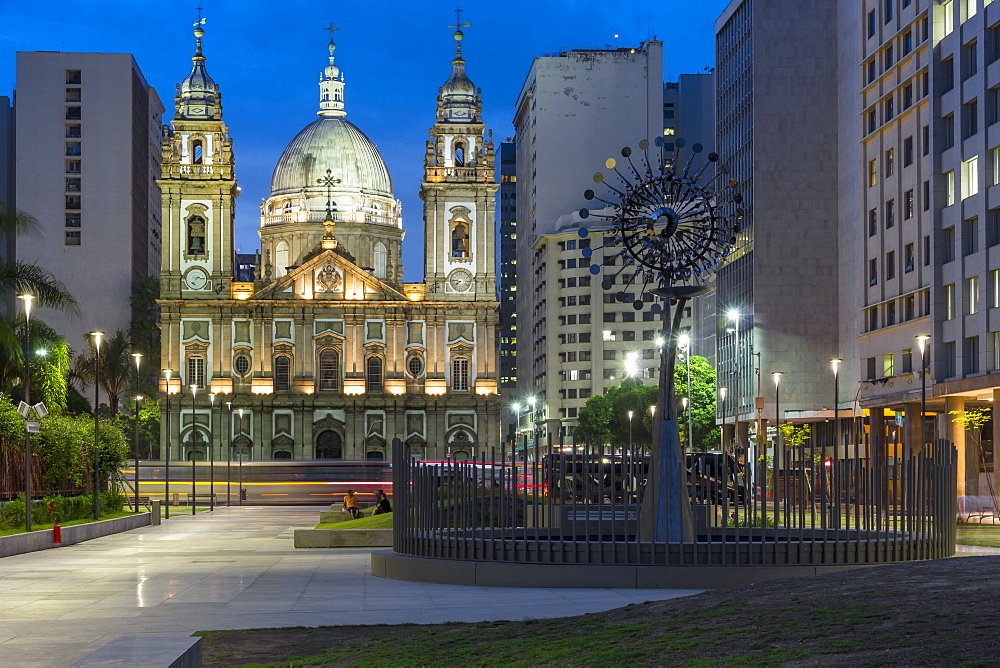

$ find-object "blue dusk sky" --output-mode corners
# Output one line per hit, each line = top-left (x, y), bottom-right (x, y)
(1, 0), (729, 281)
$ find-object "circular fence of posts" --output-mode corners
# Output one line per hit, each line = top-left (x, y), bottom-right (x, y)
(377, 438), (957, 588)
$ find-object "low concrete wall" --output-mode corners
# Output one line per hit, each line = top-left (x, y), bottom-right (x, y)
(318, 510), (354, 524)
(0, 513), (151, 558)
(294, 528), (392, 548)
(71, 635), (201, 668)
(370, 550), (874, 589)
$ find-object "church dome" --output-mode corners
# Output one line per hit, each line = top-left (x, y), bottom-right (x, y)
(269, 117), (393, 199)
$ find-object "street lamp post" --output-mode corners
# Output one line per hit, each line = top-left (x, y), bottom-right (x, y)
(719, 386), (728, 452)
(208, 392), (216, 511)
(628, 410), (634, 454)
(90, 331), (104, 520)
(190, 384), (197, 516)
(162, 368), (172, 518)
(727, 309), (740, 458)
(226, 401), (232, 506)
(916, 335), (931, 452)
(19, 294), (34, 531)
(831, 359), (842, 529)
(678, 334), (694, 452)
(772, 372), (783, 468)
(132, 352), (142, 514)
(238, 408), (244, 505)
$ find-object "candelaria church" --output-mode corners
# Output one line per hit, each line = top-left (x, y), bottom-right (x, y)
(158, 21), (500, 461)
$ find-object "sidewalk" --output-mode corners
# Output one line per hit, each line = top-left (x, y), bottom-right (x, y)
(0, 506), (699, 667)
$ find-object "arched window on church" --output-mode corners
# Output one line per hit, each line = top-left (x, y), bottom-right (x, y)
(366, 356), (383, 393)
(274, 355), (291, 392)
(318, 349), (340, 391)
(187, 216), (206, 255)
(275, 241), (289, 277)
(451, 221), (470, 258)
(454, 141), (466, 167)
(192, 139), (203, 165)
(373, 242), (387, 279)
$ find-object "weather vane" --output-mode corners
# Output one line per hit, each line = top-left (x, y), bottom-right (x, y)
(448, 6), (471, 30)
(325, 21), (339, 41)
(195, 4), (205, 26)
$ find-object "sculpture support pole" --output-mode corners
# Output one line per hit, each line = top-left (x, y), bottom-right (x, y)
(640, 285), (710, 543)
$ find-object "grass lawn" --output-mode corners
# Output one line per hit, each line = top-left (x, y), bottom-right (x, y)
(0, 509), (136, 537)
(315, 512), (392, 530)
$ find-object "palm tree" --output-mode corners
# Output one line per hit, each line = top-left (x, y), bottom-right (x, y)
(73, 329), (133, 417)
(0, 202), (79, 398)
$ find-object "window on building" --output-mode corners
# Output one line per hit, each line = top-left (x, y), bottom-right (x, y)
(886, 251), (896, 280)
(963, 99), (979, 139)
(904, 30), (914, 55)
(65, 195), (80, 210)
(946, 170), (956, 205)
(451, 356), (469, 391)
(65, 177), (81, 193)
(65, 213), (80, 228)
(943, 226), (956, 262)
(963, 216), (979, 255)
(943, 340), (957, 378)
(885, 0), (894, 22)
(905, 295), (916, 320)
(66, 160), (81, 173)
(187, 355), (206, 389)
(868, 9), (877, 37)
(924, 235), (931, 265)
(65, 124), (81, 138)
(65, 106), (81, 120)
(989, 22), (1000, 64)
(886, 199), (895, 228)
(903, 136), (914, 165)
(964, 336), (980, 375)
(923, 124), (930, 155)
(868, 309), (879, 332)
(967, 276), (980, 314)
(885, 95), (895, 120)
(993, 269), (1000, 307)
(989, 207), (1000, 246)
(66, 69), (81, 84)
(884, 353), (895, 377)
(905, 243), (915, 272)
(946, 283), (956, 319)
(274, 355), (290, 391)
(942, 114), (955, 150)
(962, 156), (980, 198)
(943, 0), (955, 36)
(887, 301), (897, 326)
(868, 159), (878, 187)
(64, 230), (80, 246)
(234, 353), (251, 376)
(904, 190), (914, 219)
(868, 208), (878, 237)
(963, 40), (979, 79)
(867, 109), (877, 134)
(964, 0), (978, 21)
(366, 356), (383, 392)
(941, 56), (955, 93)
(319, 349), (340, 390)
(373, 242), (387, 279)
(869, 258), (879, 286)
(923, 179), (930, 210)
(903, 82), (913, 108)
(867, 59), (878, 84)
(989, 86), (1000, 126)
(66, 142), (81, 156)
(885, 148), (895, 176)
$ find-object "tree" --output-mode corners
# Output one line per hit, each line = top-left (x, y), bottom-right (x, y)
(674, 354), (720, 451)
(73, 330), (134, 417)
(574, 393), (613, 443)
(0, 202), (78, 399)
(574, 378), (657, 449)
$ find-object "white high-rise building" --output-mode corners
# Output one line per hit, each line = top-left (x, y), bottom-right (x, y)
(12, 52), (163, 350)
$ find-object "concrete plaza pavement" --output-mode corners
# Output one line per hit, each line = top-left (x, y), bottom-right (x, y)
(0, 506), (700, 667)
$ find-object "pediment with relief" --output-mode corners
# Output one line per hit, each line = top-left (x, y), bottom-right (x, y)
(249, 249), (408, 302)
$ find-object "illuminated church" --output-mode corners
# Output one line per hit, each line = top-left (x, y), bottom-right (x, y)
(158, 20), (499, 460)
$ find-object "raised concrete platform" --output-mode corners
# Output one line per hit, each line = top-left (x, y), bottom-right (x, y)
(371, 550), (872, 589)
(70, 635), (201, 668)
(294, 528), (392, 547)
(0, 512), (151, 558)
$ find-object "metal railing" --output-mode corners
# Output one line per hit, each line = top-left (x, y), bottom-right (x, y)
(392, 436), (956, 566)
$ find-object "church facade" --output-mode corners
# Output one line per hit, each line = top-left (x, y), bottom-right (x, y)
(157, 21), (500, 461)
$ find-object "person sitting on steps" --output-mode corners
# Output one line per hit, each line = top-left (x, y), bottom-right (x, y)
(343, 490), (360, 519)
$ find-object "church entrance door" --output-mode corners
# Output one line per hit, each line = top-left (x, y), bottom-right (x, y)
(316, 430), (342, 459)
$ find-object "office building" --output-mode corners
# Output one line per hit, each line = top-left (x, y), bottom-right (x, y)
(13, 52), (163, 350)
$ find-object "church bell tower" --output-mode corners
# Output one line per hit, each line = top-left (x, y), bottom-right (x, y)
(421, 16), (497, 299)
(159, 17), (239, 299)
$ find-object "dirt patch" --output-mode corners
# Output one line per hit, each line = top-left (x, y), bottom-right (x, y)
(200, 556), (1000, 666)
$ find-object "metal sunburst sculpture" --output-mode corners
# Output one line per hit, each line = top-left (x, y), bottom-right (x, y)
(577, 136), (742, 542)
